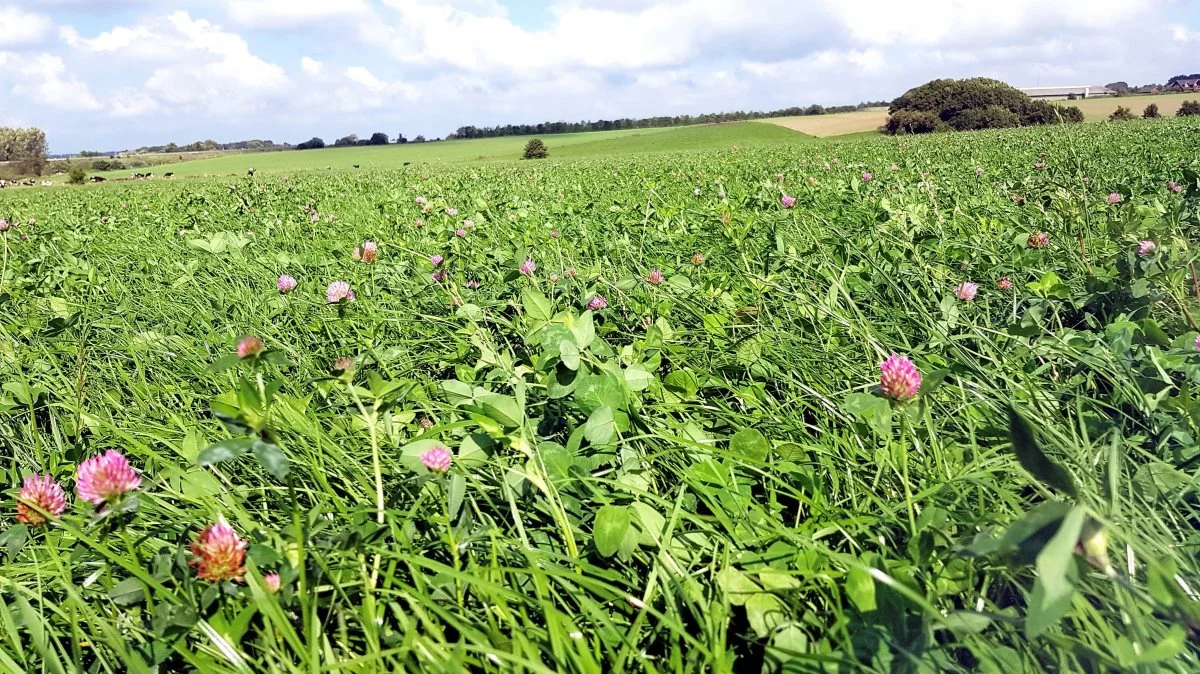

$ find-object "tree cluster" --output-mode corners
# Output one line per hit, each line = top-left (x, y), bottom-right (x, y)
(133, 139), (292, 154)
(446, 102), (890, 139)
(883, 78), (1084, 135)
(0, 127), (49, 176)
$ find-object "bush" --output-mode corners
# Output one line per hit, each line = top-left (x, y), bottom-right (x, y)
(1177, 100), (1200, 117)
(1109, 106), (1135, 121)
(882, 109), (945, 135)
(368, 132), (389, 145)
(1143, 103), (1160, 119)
(67, 165), (87, 184)
(885, 78), (1070, 134)
(523, 138), (548, 160)
(948, 105), (1019, 131)
(1057, 106), (1085, 124)
(91, 159), (125, 171)
(296, 137), (325, 150)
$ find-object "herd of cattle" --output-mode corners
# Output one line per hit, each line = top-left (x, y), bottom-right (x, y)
(0, 171), (175, 187)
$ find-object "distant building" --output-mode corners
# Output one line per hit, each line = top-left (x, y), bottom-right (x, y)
(1020, 86), (1116, 100)
(1167, 78), (1200, 91)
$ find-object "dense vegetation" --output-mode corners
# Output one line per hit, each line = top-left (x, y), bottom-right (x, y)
(447, 101), (890, 139)
(0, 127), (49, 177)
(884, 78), (1084, 134)
(1, 118), (1200, 671)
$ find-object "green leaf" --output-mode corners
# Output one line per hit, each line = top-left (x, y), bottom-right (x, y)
(1027, 506), (1085, 637)
(197, 437), (255, 467)
(716, 568), (762, 606)
(521, 288), (553, 323)
(479, 394), (523, 428)
(623, 363), (653, 391)
(575, 374), (625, 414)
(0, 524), (29, 558)
(845, 564), (877, 612)
(1008, 406), (1077, 496)
(593, 505), (632, 557)
(110, 577), (148, 606)
(250, 440), (289, 479)
(745, 593), (787, 638)
(842, 392), (893, 436)
(730, 428), (770, 463)
(570, 310), (595, 348)
(584, 406), (617, 446)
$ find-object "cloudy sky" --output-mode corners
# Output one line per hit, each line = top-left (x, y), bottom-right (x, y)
(3, 0), (1199, 152)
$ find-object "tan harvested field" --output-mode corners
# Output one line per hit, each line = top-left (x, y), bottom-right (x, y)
(763, 92), (1200, 136)
(764, 108), (888, 136)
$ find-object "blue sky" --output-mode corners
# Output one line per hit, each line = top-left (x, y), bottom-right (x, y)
(3, 0), (1200, 153)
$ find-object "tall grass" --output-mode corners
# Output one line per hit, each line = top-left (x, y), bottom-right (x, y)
(0, 119), (1198, 672)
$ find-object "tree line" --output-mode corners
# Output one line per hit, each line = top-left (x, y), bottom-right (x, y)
(0, 128), (49, 176)
(445, 102), (890, 139)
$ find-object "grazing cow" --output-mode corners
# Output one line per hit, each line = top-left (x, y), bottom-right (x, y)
(164, 172), (174, 178)
(91, 176), (106, 182)
(403, 162), (412, 166)
(353, 164), (360, 169)
(247, 168), (256, 176)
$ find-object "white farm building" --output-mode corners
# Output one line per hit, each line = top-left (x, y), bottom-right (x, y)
(1019, 86), (1116, 100)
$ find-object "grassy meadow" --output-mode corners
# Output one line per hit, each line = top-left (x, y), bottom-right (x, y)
(79, 123), (806, 180)
(2, 118), (1200, 671)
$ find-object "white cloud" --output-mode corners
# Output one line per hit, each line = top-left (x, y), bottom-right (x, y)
(0, 6), (53, 48)
(13, 0), (1200, 153)
(301, 56), (323, 76)
(63, 11), (288, 116)
(345, 66), (388, 93)
(0, 51), (101, 110)
(220, 0), (372, 28)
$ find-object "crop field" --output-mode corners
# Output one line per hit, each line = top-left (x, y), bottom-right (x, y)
(2, 118), (1200, 672)
(79, 123), (808, 180)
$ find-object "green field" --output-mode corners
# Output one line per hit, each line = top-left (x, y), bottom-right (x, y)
(84, 123), (810, 180)
(2, 119), (1200, 671)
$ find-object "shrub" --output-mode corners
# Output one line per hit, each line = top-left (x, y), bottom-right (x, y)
(296, 137), (325, 150)
(885, 78), (1069, 134)
(523, 138), (548, 160)
(882, 109), (945, 135)
(948, 105), (1019, 131)
(1057, 105), (1085, 124)
(1143, 103), (1160, 119)
(67, 165), (87, 184)
(1177, 100), (1200, 116)
(368, 132), (389, 145)
(91, 159), (125, 171)
(1109, 106), (1135, 121)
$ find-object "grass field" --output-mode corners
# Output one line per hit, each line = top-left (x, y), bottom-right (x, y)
(2, 118), (1200, 671)
(80, 123), (809, 180)
(765, 92), (1200, 136)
